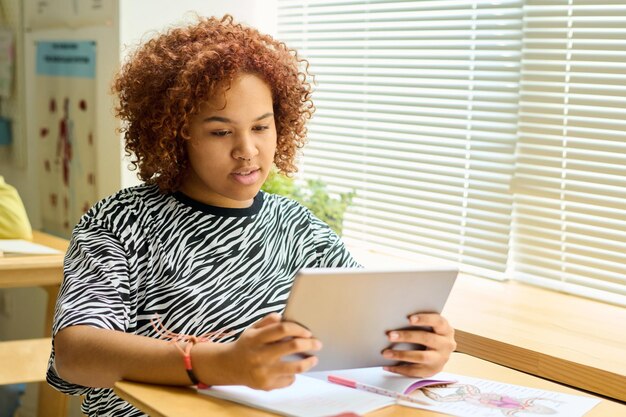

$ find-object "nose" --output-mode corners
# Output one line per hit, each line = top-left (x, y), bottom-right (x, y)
(232, 131), (258, 162)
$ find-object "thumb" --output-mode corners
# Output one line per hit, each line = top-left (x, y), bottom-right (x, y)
(252, 312), (282, 329)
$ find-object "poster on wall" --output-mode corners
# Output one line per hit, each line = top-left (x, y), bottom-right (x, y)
(36, 41), (97, 237)
(25, 0), (115, 31)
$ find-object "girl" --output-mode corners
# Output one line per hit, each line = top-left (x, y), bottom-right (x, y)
(48, 15), (456, 416)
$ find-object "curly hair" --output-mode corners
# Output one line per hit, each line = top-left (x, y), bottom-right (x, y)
(112, 15), (314, 192)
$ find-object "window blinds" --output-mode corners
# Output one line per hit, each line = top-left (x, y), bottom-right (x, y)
(513, 1), (626, 306)
(277, 0), (523, 279)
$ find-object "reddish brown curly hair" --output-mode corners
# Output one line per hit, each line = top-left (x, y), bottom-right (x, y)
(112, 15), (314, 192)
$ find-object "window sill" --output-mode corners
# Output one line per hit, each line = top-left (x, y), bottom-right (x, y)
(346, 242), (626, 401)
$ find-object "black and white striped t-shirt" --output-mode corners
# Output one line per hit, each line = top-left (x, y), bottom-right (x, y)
(47, 184), (359, 416)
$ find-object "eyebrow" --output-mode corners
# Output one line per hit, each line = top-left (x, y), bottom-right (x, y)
(202, 112), (274, 124)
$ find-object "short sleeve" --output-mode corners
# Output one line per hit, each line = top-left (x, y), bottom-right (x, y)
(307, 211), (362, 268)
(47, 217), (131, 395)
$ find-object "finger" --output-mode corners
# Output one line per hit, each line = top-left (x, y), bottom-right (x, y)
(407, 313), (454, 335)
(382, 347), (438, 365)
(255, 321), (313, 344)
(383, 363), (441, 378)
(269, 374), (297, 390)
(387, 328), (447, 350)
(266, 336), (322, 361)
(276, 355), (319, 375)
(252, 312), (283, 329)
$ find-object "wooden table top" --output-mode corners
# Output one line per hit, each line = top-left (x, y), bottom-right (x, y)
(444, 274), (626, 401)
(0, 231), (68, 288)
(114, 352), (626, 417)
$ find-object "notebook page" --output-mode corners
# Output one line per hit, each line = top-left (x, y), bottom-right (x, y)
(0, 239), (62, 255)
(198, 374), (394, 417)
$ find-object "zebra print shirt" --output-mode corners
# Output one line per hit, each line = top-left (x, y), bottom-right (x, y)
(47, 184), (359, 416)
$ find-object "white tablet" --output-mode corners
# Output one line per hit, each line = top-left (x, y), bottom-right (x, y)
(283, 267), (458, 371)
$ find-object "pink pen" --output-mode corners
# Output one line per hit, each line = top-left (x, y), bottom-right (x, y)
(327, 375), (432, 406)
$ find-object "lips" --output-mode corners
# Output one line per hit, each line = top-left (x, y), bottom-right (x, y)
(232, 168), (258, 175)
(231, 167), (262, 185)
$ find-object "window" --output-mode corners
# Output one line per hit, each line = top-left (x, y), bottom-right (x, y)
(513, 0), (626, 305)
(277, 0), (626, 306)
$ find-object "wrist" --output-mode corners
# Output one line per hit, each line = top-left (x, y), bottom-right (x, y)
(183, 342), (207, 388)
(190, 341), (236, 387)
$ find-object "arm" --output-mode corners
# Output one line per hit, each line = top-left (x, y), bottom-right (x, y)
(54, 312), (321, 390)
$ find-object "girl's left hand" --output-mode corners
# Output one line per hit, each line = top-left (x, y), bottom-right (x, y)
(381, 313), (457, 377)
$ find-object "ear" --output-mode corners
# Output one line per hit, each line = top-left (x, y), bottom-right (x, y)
(180, 124), (191, 140)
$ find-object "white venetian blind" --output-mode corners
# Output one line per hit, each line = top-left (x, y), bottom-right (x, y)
(277, 0), (523, 279)
(513, 1), (626, 305)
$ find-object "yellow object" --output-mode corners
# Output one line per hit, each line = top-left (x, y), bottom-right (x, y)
(0, 176), (32, 240)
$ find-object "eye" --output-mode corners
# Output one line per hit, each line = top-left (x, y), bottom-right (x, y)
(252, 125), (269, 132)
(210, 130), (231, 137)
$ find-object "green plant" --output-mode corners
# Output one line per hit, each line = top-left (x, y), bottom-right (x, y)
(262, 169), (355, 235)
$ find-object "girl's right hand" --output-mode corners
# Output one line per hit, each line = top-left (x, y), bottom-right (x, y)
(197, 313), (321, 390)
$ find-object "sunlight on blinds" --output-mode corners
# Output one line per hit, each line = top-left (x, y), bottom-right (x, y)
(277, 0), (522, 279)
(513, 1), (626, 306)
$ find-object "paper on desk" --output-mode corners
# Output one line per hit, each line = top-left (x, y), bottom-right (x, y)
(400, 371), (601, 417)
(198, 374), (394, 417)
(0, 239), (62, 255)
(309, 367), (600, 417)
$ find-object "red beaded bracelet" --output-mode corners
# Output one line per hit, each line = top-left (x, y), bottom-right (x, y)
(150, 314), (233, 389)
(181, 340), (208, 389)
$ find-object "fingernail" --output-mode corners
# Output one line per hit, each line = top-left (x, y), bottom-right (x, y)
(410, 315), (419, 324)
(383, 350), (394, 358)
(389, 331), (399, 340)
(383, 366), (391, 372)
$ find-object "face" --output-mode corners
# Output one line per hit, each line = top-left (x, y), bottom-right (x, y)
(179, 73), (277, 208)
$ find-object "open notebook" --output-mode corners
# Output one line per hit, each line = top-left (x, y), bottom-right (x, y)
(198, 367), (601, 417)
(197, 367), (450, 417)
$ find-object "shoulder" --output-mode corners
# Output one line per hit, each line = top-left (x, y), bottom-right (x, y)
(259, 191), (333, 234)
(261, 191), (309, 214)
(259, 191), (316, 223)
(79, 183), (169, 231)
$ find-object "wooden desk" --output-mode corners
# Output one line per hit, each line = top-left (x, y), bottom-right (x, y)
(114, 352), (625, 417)
(0, 338), (51, 385)
(444, 274), (626, 401)
(0, 231), (69, 417)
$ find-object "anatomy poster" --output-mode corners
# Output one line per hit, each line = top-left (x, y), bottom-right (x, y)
(36, 41), (97, 237)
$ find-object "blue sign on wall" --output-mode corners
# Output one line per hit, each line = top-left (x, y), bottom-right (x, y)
(36, 41), (96, 78)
